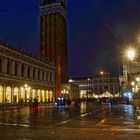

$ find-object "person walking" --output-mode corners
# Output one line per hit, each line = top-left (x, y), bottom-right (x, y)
(29, 98), (32, 113)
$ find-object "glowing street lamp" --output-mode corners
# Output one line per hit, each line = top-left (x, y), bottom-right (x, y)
(136, 77), (140, 82)
(99, 70), (109, 80)
(100, 71), (104, 75)
(127, 49), (135, 61)
(87, 78), (90, 99)
(99, 70), (110, 94)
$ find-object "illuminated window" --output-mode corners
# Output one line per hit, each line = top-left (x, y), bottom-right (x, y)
(6, 86), (12, 103)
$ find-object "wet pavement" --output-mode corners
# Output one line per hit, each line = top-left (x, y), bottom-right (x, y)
(0, 102), (140, 139)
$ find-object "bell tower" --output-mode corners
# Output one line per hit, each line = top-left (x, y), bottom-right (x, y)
(40, 0), (68, 98)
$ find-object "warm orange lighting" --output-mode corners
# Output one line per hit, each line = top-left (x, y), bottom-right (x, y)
(24, 84), (28, 88)
(100, 71), (104, 75)
(136, 77), (140, 82)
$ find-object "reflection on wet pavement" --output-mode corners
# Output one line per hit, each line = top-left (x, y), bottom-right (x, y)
(0, 103), (140, 140)
(0, 103), (138, 129)
(123, 105), (134, 120)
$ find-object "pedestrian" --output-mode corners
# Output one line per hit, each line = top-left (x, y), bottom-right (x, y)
(34, 98), (38, 114)
(29, 98), (32, 112)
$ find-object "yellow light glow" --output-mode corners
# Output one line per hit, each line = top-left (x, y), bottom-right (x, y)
(69, 79), (73, 83)
(131, 81), (135, 86)
(136, 77), (140, 82)
(24, 84), (27, 88)
(100, 71), (104, 75)
(127, 49), (135, 61)
(95, 95), (98, 98)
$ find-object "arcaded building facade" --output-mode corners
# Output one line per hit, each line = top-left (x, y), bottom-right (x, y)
(0, 42), (55, 104)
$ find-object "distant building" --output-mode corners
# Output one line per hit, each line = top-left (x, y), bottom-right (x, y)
(71, 76), (120, 99)
(121, 56), (140, 96)
(61, 82), (79, 100)
(40, 0), (68, 98)
(0, 41), (55, 104)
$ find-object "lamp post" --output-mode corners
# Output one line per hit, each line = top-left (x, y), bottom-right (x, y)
(100, 71), (110, 93)
(126, 49), (136, 89)
(100, 71), (104, 95)
(87, 78), (90, 100)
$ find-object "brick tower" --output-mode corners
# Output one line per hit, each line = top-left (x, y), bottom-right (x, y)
(40, 0), (68, 98)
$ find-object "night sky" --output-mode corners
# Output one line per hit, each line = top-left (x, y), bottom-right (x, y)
(0, 0), (140, 77)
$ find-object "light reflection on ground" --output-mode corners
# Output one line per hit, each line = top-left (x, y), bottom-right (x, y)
(80, 102), (87, 113)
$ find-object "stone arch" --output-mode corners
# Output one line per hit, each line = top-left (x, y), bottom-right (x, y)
(6, 86), (12, 103)
(13, 87), (19, 102)
(20, 87), (25, 102)
(32, 89), (36, 99)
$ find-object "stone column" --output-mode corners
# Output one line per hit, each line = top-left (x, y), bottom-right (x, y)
(11, 86), (14, 103)
(18, 63), (22, 77)
(3, 85), (6, 103)
(30, 66), (33, 79)
(46, 71), (49, 83)
(40, 70), (43, 81)
(44, 71), (46, 81)
(11, 61), (15, 75)
(51, 72), (55, 83)
(48, 71), (50, 83)
(24, 64), (28, 78)
(35, 68), (38, 80)
(3, 58), (7, 74)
